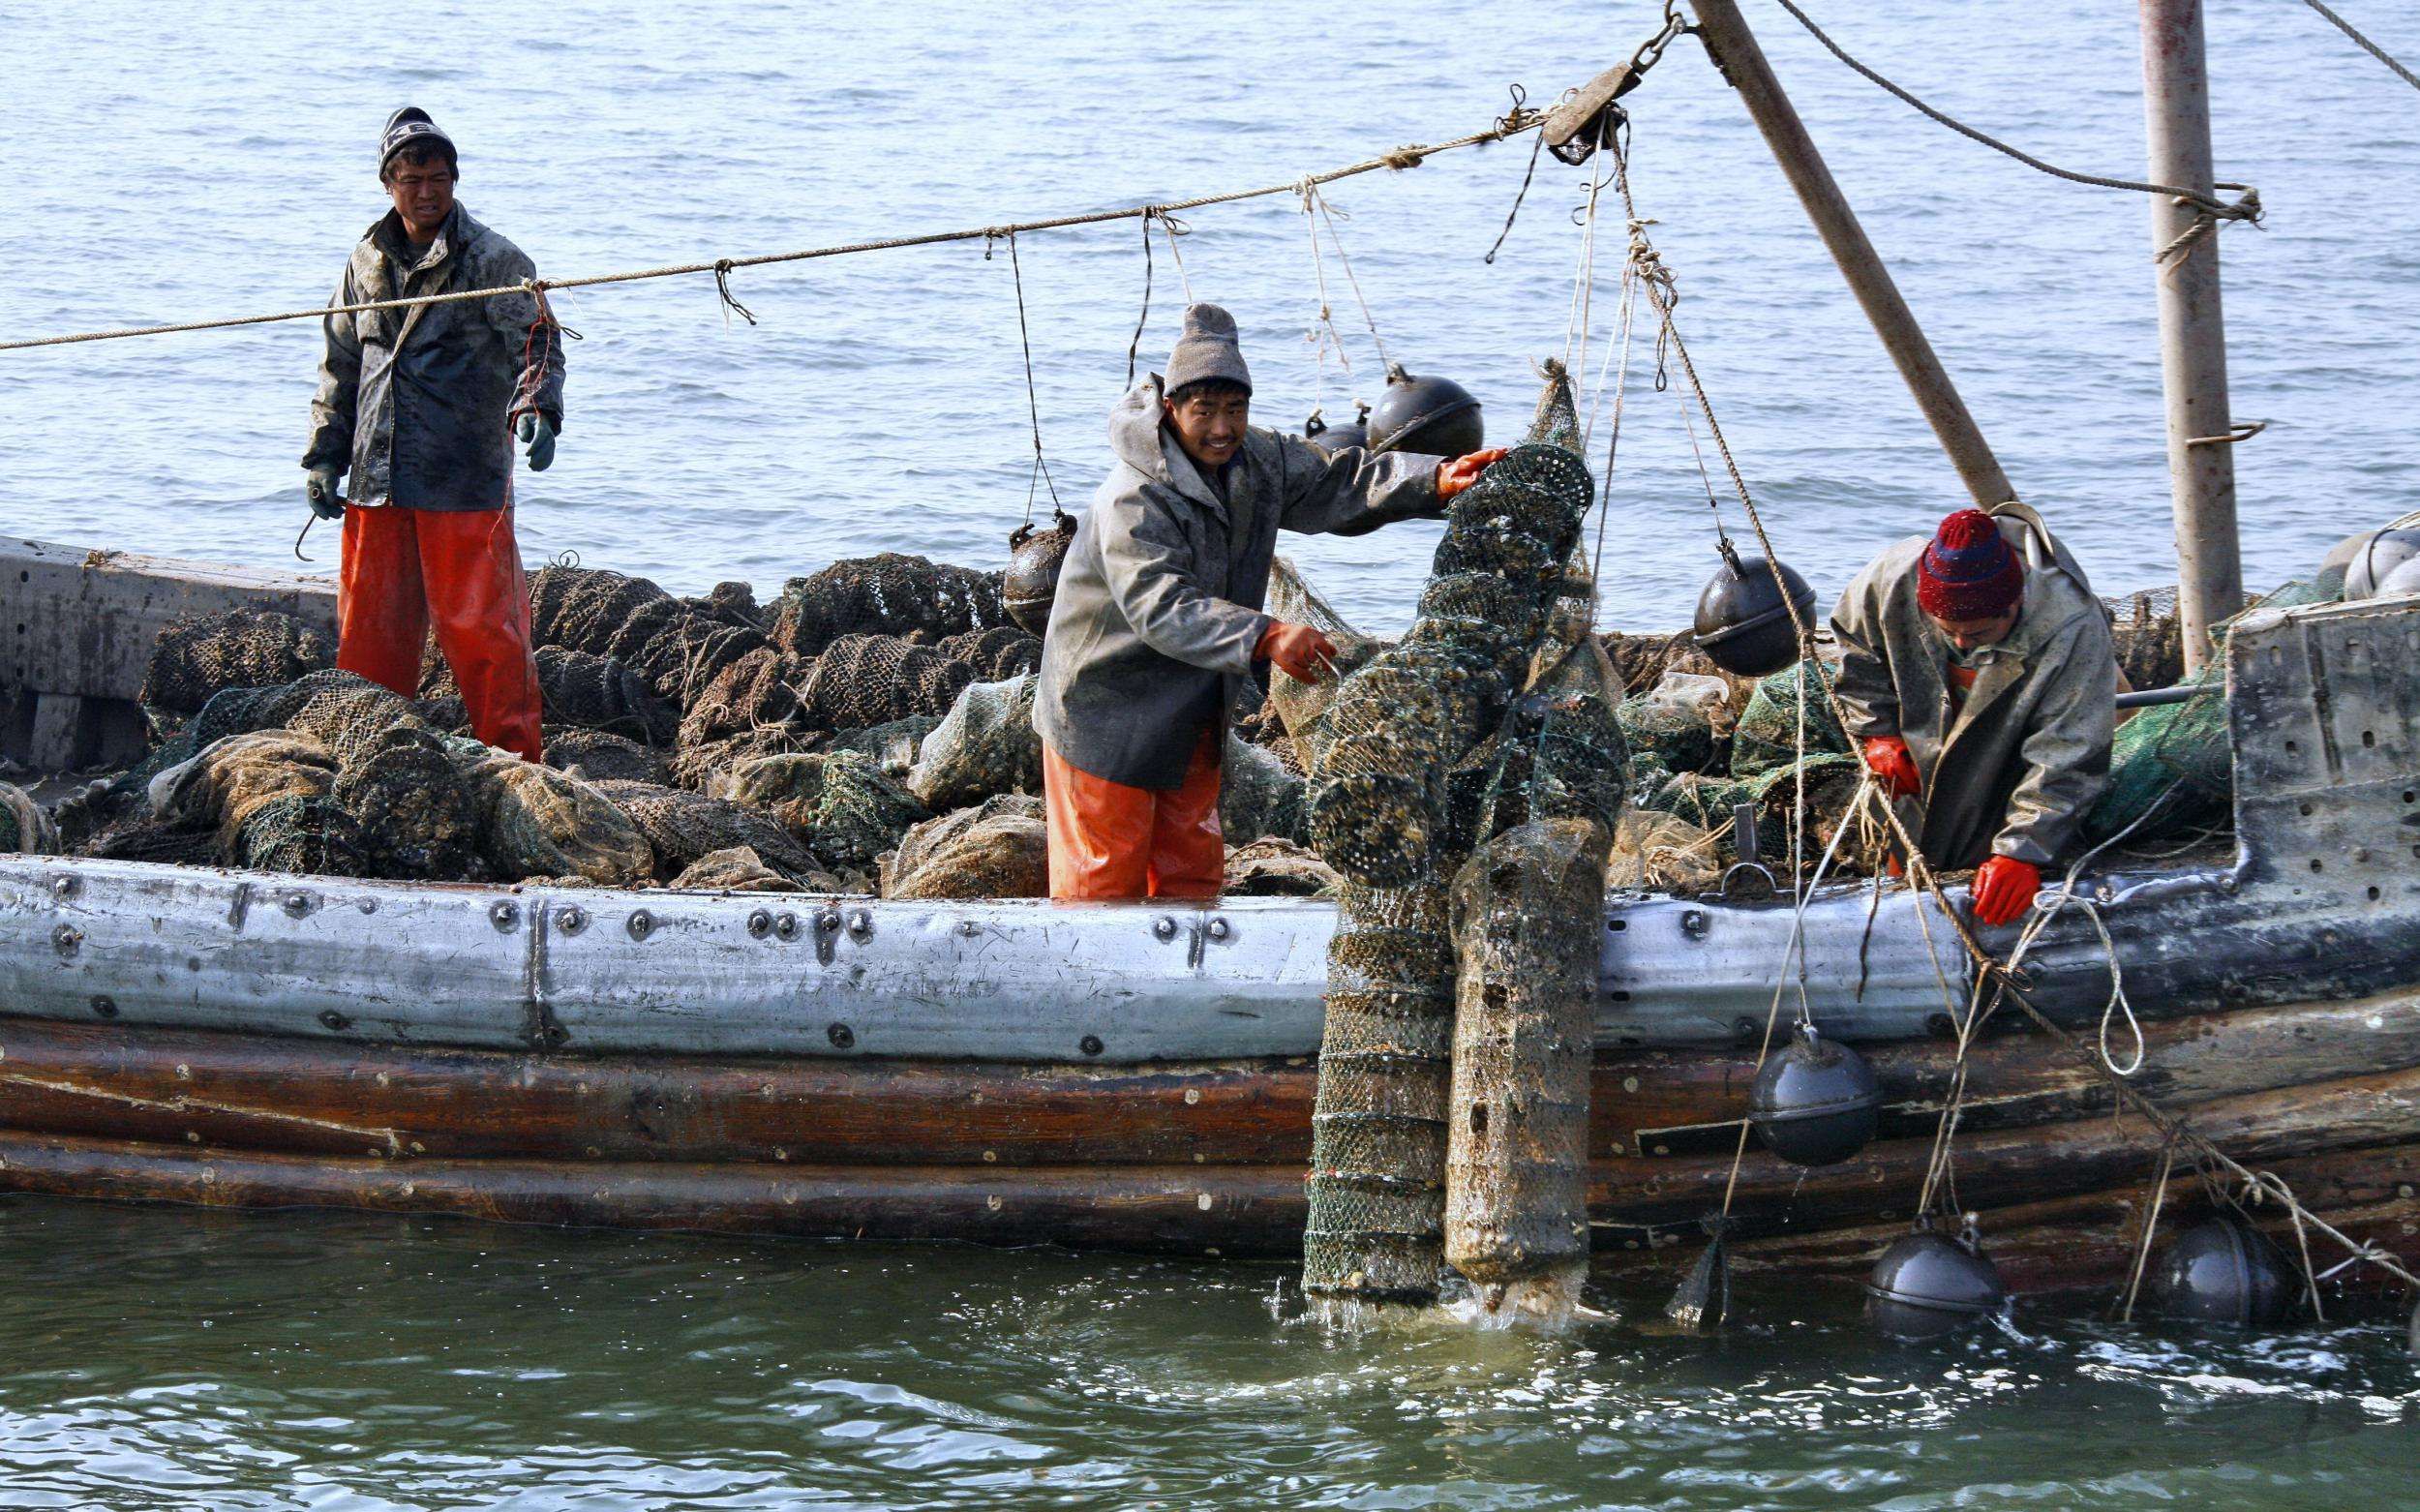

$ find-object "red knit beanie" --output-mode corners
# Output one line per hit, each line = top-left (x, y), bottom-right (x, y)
(1917, 509), (2024, 620)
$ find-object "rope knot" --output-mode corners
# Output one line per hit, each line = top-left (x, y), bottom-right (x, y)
(1380, 145), (1428, 170)
(711, 259), (759, 328)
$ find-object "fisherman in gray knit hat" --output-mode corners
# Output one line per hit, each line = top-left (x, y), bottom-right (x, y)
(1033, 302), (1506, 900)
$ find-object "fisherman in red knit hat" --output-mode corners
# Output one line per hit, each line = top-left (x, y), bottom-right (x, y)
(1829, 505), (2116, 927)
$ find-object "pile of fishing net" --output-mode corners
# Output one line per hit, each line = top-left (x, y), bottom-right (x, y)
(879, 794), (1047, 899)
(528, 563), (769, 711)
(139, 608), (337, 715)
(590, 779), (834, 888)
(712, 749), (930, 873)
(767, 554), (1010, 659)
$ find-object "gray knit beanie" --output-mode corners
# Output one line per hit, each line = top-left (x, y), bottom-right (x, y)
(1164, 303), (1253, 397)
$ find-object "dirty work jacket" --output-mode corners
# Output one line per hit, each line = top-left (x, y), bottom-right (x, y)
(1035, 375), (1443, 791)
(1829, 511), (2115, 870)
(304, 205), (566, 512)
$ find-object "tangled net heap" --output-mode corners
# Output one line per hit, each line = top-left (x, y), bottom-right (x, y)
(799, 634), (974, 731)
(140, 608), (337, 715)
(1301, 364), (1611, 1308)
(768, 554), (1009, 659)
(529, 564), (769, 711)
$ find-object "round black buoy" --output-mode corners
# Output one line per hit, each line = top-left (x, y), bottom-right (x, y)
(2152, 1213), (2296, 1328)
(1003, 511), (1076, 636)
(1864, 1221), (2010, 1341)
(1692, 538), (1817, 679)
(1748, 1021), (1880, 1167)
(1365, 364), (1483, 460)
(1304, 404), (1372, 455)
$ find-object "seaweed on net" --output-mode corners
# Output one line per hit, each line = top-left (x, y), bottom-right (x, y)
(139, 608), (335, 716)
(470, 755), (655, 885)
(329, 725), (486, 881)
(668, 726), (823, 794)
(880, 794), (1048, 900)
(534, 647), (677, 744)
(0, 782), (60, 856)
(1616, 688), (1719, 775)
(906, 676), (1041, 813)
(824, 714), (941, 780)
(84, 813), (225, 867)
(152, 730), (338, 856)
(1728, 658), (1848, 780)
(768, 555), (1010, 660)
(669, 845), (806, 893)
(715, 749), (930, 869)
(233, 793), (370, 877)
(590, 778), (828, 884)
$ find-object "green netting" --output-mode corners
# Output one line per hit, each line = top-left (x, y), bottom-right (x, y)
(717, 749), (930, 869)
(880, 794), (1048, 899)
(2084, 578), (2339, 844)
(905, 676), (1040, 813)
(1729, 658), (1849, 780)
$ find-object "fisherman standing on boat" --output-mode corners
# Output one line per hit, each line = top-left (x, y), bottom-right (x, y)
(1034, 302), (1502, 900)
(1831, 506), (2115, 926)
(301, 106), (563, 763)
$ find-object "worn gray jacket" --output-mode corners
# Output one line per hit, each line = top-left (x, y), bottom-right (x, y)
(304, 205), (566, 511)
(1829, 510), (2115, 869)
(1035, 376), (1443, 790)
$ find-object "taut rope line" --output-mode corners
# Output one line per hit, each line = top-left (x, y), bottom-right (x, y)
(0, 118), (1540, 354)
(1772, 0), (2262, 261)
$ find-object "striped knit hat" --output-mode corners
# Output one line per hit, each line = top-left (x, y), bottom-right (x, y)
(1917, 509), (2025, 620)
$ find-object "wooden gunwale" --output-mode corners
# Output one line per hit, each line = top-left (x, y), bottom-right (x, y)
(1, 991), (2411, 1168)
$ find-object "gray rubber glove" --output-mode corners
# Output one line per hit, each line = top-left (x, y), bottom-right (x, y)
(304, 468), (346, 521)
(518, 412), (558, 472)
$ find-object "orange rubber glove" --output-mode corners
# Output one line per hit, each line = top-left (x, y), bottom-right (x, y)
(1860, 735), (1922, 799)
(1971, 856), (2041, 927)
(1257, 620), (1339, 683)
(1436, 447), (1510, 500)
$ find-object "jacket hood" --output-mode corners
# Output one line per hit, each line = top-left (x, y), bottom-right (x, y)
(1107, 374), (1232, 509)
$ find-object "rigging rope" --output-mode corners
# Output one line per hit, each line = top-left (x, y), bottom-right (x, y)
(1771, 0), (2262, 260)
(990, 233), (1061, 527)
(1611, 138), (2418, 1301)
(0, 118), (1537, 354)
(2297, 0), (2420, 93)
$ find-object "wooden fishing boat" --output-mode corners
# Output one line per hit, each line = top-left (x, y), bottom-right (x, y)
(4, 538), (2416, 1296)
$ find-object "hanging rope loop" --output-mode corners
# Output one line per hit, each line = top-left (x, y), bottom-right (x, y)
(711, 259), (758, 328)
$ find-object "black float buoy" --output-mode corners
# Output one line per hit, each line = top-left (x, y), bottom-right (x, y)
(1304, 404), (1372, 455)
(1748, 1021), (1880, 1167)
(1003, 510), (1076, 636)
(1692, 538), (1817, 679)
(1365, 363), (1484, 459)
(2152, 1213), (2297, 1328)
(1864, 1219), (2010, 1341)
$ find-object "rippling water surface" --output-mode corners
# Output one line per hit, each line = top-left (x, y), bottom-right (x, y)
(2, 1200), (2416, 1509)
(9, 1), (2420, 1504)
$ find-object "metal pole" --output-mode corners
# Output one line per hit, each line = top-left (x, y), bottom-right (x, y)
(2141, 0), (2244, 671)
(1685, 0), (2017, 511)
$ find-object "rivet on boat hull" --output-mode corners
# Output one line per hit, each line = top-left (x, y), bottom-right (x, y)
(89, 995), (115, 1019)
(747, 909), (772, 939)
(557, 905), (589, 936)
(1153, 917), (1179, 941)
(490, 900), (520, 932)
(773, 912), (800, 941)
(847, 909), (873, 940)
(1080, 1035), (1104, 1057)
(53, 925), (82, 958)
(827, 1023), (856, 1049)
(626, 909), (653, 942)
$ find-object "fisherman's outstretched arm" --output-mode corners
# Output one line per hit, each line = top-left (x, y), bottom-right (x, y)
(1271, 431), (1444, 536)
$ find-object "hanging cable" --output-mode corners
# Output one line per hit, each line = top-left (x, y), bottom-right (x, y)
(1125, 212), (1157, 390)
(2297, 0), (2420, 94)
(989, 232), (1061, 528)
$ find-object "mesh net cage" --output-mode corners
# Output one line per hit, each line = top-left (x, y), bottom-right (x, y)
(880, 794), (1048, 900)
(330, 724), (487, 881)
(543, 728), (675, 787)
(471, 755), (655, 886)
(140, 608), (337, 716)
(528, 563), (770, 711)
(906, 676), (1041, 813)
(799, 635), (973, 732)
(2103, 584), (2186, 693)
(933, 626), (1043, 683)
(534, 647), (678, 745)
(1302, 362), (1605, 1309)
(1728, 658), (1849, 780)
(714, 749), (930, 869)
(768, 555), (1011, 660)
(678, 647), (808, 749)
(590, 778), (828, 885)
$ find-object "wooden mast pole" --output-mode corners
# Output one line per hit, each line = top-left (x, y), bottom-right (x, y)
(1683, 0), (2018, 512)
(2140, 0), (2245, 670)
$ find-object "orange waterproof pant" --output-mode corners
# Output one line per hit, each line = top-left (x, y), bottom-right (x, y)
(337, 504), (543, 763)
(1043, 729), (1225, 900)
